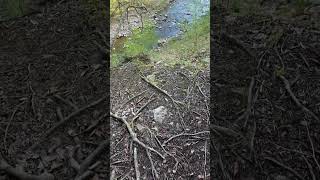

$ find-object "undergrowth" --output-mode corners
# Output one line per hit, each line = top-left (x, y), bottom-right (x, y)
(111, 21), (159, 68)
(149, 14), (210, 73)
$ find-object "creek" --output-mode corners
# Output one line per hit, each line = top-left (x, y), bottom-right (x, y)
(111, 0), (209, 51)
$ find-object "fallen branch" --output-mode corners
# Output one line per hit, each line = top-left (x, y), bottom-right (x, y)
(140, 75), (184, 106)
(133, 147), (140, 180)
(280, 76), (319, 121)
(162, 131), (209, 146)
(140, 75), (186, 128)
(234, 77), (255, 126)
(0, 154), (54, 180)
(110, 113), (165, 159)
(146, 149), (159, 179)
(30, 94), (108, 150)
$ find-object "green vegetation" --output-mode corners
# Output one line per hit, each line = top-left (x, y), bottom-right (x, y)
(123, 22), (158, 57)
(111, 13), (210, 73)
(110, 0), (210, 72)
(150, 14), (210, 72)
(111, 21), (159, 68)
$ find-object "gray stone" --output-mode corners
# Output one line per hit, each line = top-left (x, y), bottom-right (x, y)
(152, 106), (168, 123)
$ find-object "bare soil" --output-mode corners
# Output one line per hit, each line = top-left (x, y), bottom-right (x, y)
(110, 63), (210, 179)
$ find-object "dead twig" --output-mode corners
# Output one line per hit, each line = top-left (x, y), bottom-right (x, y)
(133, 147), (140, 180)
(4, 102), (23, 151)
(280, 76), (319, 121)
(54, 95), (79, 110)
(146, 149), (159, 179)
(140, 75), (184, 106)
(30, 94), (108, 150)
(110, 113), (165, 159)
(136, 97), (156, 114)
(302, 155), (316, 180)
(234, 77), (255, 126)
(212, 139), (231, 180)
(305, 124), (320, 171)
(0, 154), (54, 180)
(249, 119), (256, 159)
(121, 90), (147, 109)
(162, 131), (209, 146)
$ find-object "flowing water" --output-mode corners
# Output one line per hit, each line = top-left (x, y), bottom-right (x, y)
(155, 0), (209, 39)
(111, 0), (210, 50)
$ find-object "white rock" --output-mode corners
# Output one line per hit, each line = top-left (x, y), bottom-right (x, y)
(152, 106), (168, 123)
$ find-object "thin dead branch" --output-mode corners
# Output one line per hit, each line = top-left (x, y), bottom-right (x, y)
(140, 75), (184, 106)
(133, 147), (140, 180)
(110, 113), (165, 159)
(30, 94), (108, 150)
(162, 131), (209, 146)
(280, 76), (319, 121)
(146, 149), (159, 179)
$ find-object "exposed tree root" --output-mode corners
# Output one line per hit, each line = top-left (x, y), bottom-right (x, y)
(110, 112), (165, 159)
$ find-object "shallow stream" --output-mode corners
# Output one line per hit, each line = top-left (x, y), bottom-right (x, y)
(111, 0), (209, 50)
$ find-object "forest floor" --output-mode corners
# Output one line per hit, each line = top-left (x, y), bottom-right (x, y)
(0, 0), (319, 179)
(211, 3), (320, 180)
(0, 1), (110, 180)
(0, 0), (210, 180)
